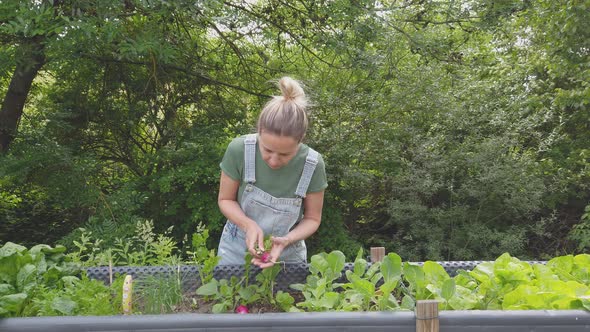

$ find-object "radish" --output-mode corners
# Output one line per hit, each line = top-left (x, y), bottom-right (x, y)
(260, 251), (271, 263)
(256, 236), (273, 263)
(235, 305), (249, 314)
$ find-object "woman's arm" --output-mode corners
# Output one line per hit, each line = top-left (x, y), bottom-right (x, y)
(218, 171), (265, 256)
(285, 190), (325, 244)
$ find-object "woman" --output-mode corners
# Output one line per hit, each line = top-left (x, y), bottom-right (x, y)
(217, 77), (327, 268)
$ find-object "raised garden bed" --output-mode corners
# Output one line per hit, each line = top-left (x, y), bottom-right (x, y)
(1, 308), (588, 332)
(2, 260), (589, 332)
(2, 242), (588, 332)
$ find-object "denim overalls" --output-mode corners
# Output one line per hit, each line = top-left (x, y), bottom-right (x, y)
(217, 134), (319, 265)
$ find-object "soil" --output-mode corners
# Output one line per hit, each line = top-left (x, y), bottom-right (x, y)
(168, 290), (304, 314)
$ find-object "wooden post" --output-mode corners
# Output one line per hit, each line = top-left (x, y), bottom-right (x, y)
(370, 247), (386, 263)
(108, 259), (113, 286)
(122, 275), (133, 315)
(415, 300), (439, 332)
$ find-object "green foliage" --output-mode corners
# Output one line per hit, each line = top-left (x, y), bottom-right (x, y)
(1, 0), (588, 261)
(65, 220), (181, 267)
(196, 276), (246, 314)
(340, 250), (402, 311)
(0, 143), (101, 246)
(569, 204), (590, 251)
(462, 0), (590, 253)
(0, 1), (66, 38)
(254, 265), (282, 305)
(3, 241), (590, 316)
(383, 136), (546, 260)
(290, 250), (346, 311)
(134, 272), (184, 315)
(288, 250), (590, 312)
(56, 183), (149, 252)
(185, 223), (220, 285)
(306, 202), (361, 260)
(30, 275), (122, 316)
(462, 253), (590, 310)
(0, 242), (120, 317)
(137, 134), (227, 242)
(196, 257), (288, 313)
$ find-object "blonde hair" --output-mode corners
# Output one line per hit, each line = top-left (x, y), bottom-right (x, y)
(257, 77), (309, 142)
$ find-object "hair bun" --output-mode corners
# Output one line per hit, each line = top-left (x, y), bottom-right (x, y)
(279, 77), (305, 101)
(257, 76), (310, 141)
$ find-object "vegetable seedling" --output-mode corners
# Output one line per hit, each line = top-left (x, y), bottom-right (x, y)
(255, 236), (274, 263)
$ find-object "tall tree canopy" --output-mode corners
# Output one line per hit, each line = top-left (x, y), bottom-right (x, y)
(1, 0), (588, 260)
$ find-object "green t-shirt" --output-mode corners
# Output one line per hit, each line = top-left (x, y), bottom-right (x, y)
(220, 135), (328, 204)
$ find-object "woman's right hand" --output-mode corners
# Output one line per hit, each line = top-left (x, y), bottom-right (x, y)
(244, 222), (265, 257)
(218, 172), (265, 258)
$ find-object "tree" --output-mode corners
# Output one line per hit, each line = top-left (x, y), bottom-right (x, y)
(0, 1), (55, 152)
(1, 0), (587, 260)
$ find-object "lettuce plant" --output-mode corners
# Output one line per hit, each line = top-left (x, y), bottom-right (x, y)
(0, 242), (119, 317)
(341, 250), (402, 311)
(290, 250), (346, 311)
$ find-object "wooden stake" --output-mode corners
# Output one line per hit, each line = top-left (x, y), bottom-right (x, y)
(122, 275), (133, 315)
(415, 300), (439, 332)
(108, 259), (113, 286)
(370, 247), (386, 263)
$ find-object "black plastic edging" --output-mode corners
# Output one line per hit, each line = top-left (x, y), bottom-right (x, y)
(1, 310), (588, 332)
(439, 310), (590, 332)
(85, 261), (546, 292)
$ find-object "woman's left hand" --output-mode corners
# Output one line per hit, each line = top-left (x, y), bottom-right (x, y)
(251, 236), (291, 269)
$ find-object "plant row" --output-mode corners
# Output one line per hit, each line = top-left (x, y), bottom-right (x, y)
(0, 221), (220, 317)
(198, 248), (590, 313)
(1, 238), (589, 317)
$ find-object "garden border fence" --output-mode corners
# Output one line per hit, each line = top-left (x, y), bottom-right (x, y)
(85, 260), (546, 291)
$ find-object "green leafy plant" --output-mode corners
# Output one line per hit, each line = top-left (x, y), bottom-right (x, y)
(255, 264), (281, 305)
(0, 242), (120, 317)
(287, 250), (590, 313)
(196, 275), (253, 313)
(290, 250), (346, 311)
(66, 228), (110, 267)
(340, 248), (397, 311)
(30, 275), (123, 316)
(274, 290), (296, 312)
(65, 220), (181, 267)
(185, 222), (220, 285)
(569, 204), (590, 252)
(196, 252), (291, 313)
(375, 252), (403, 311)
(451, 253), (590, 311)
(112, 220), (179, 266)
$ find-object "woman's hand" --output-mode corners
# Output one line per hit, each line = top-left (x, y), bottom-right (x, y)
(251, 236), (291, 268)
(245, 223), (265, 258)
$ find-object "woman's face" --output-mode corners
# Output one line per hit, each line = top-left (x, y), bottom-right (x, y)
(258, 131), (300, 170)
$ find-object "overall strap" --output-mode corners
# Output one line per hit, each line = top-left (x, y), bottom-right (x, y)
(294, 148), (319, 198)
(244, 134), (257, 184)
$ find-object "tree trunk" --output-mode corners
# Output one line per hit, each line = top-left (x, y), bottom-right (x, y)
(0, 36), (46, 153)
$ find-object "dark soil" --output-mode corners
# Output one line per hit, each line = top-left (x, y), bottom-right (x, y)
(168, 290), (305, 314)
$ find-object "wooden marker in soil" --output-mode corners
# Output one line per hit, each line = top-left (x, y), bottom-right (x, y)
(122, 275), (133, 315)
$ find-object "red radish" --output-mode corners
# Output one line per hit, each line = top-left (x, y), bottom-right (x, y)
(260, 252), (271, 263)
(235, 305), (249, 314)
